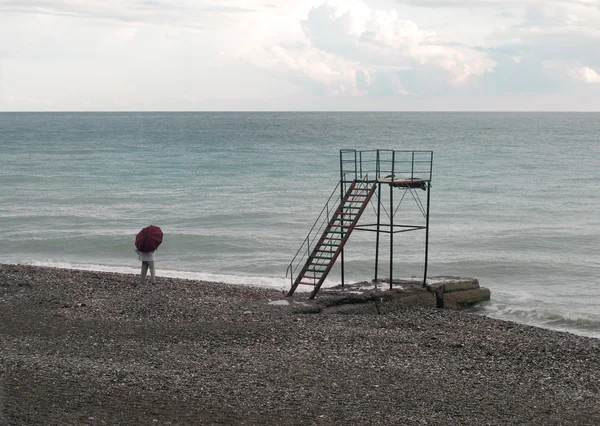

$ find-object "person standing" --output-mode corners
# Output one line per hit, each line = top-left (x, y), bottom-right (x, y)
(135, 225), (163, 285)
(136, 249), (156, 284)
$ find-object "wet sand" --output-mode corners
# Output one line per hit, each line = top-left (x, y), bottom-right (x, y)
(1, 264), (599, 425)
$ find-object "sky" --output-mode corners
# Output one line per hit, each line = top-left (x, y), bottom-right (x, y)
(1, 0), (600, 111)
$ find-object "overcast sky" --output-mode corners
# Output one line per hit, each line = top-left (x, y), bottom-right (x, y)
(1, 0), (599, 111)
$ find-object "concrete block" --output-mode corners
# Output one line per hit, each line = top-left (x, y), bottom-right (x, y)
(445, 288), (491, 307)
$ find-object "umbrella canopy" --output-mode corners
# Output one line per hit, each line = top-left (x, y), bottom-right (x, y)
(135, 225), (163, 253)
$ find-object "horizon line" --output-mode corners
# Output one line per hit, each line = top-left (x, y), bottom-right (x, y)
(1, 110), (600, 113)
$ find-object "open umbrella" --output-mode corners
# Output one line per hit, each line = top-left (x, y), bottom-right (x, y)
(135, 225), (163, 253)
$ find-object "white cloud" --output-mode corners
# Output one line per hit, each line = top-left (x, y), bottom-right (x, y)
(2, 0), (600, 110)
(257, 1), (496, 96)
(397, 0), (600, 10)
(5, 95), (55, 107)
(307, 1), (496, 83)
(264, 44), (366, 96)
(0, 0), (270, 35)
(570, 66), (600, 83)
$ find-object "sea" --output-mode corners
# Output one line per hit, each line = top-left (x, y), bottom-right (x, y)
(1, 112), (599, 338)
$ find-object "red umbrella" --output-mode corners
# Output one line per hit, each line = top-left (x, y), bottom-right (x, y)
(135, 225), (163, 253)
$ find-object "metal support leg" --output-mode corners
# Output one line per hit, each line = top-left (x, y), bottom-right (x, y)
(423, 183), (431, 287)
(341, 248), (345, 288)
(340, 179), (346, 289)
(389, 183), (394, 290)
(374, 183), (381, 280)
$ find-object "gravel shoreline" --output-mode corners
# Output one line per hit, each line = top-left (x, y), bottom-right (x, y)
(1, 264), (599, 425)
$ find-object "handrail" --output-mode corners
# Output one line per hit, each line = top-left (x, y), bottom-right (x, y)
(286, 181), (342, 286)
(339, 149), (433, 182)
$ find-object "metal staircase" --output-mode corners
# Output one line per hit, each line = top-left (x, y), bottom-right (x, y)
(287, 149), (433, 298)
(286, 180), (376, 299)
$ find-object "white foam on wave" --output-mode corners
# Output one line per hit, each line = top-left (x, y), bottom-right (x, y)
(474, 300), (600, 338)
(7, 259), (396, 294)
(19, 259), (292, 291)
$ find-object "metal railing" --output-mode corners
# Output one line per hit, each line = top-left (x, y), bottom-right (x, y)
(285, 181), (342, 288)
(340, 149), (433, 183)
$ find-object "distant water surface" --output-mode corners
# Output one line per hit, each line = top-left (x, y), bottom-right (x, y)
(1, 112), (599, 338)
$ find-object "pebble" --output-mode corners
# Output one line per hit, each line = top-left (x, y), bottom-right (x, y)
(0, 264), (599, 425)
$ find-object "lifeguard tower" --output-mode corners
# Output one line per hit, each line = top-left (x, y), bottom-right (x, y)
(286, 149), (433, 299)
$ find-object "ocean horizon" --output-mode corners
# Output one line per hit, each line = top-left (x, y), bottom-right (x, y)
(1, 111), (599, 338)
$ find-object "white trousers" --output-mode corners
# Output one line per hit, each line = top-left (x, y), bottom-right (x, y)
(141, 261), (155, 283)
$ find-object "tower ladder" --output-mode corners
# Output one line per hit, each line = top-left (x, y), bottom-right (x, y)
(287, 180), (377, 299)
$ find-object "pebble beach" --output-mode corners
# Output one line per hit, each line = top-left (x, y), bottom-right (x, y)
(1, 264), (599, 425)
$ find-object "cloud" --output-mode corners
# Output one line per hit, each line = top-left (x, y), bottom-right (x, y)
(472, 1), (600, 89)
(303, 2), (496, 84)
(5, 95), (55, 107)
(264, 44), (366, 96)
(492, 1), (600, 43)
(397, 0), (515, 8)
(3, 0), (600, 110)
(396, 0), (600, 10)
(569, 66), (600, 83)
(0, 0), (256, 30)
(259, 1), (496, 96)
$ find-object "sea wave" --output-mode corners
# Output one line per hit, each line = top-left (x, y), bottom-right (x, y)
(473, 302), (600, 338)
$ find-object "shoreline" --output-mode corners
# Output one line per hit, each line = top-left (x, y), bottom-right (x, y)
(12, 260), (600, 339)
(1, 264), (599, 424)
(5, 260), (293, 291)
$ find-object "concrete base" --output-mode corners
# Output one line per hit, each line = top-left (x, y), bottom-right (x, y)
(292, 276), (491, 313)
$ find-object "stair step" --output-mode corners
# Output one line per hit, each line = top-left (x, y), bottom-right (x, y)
(287, 182), (377, 300)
